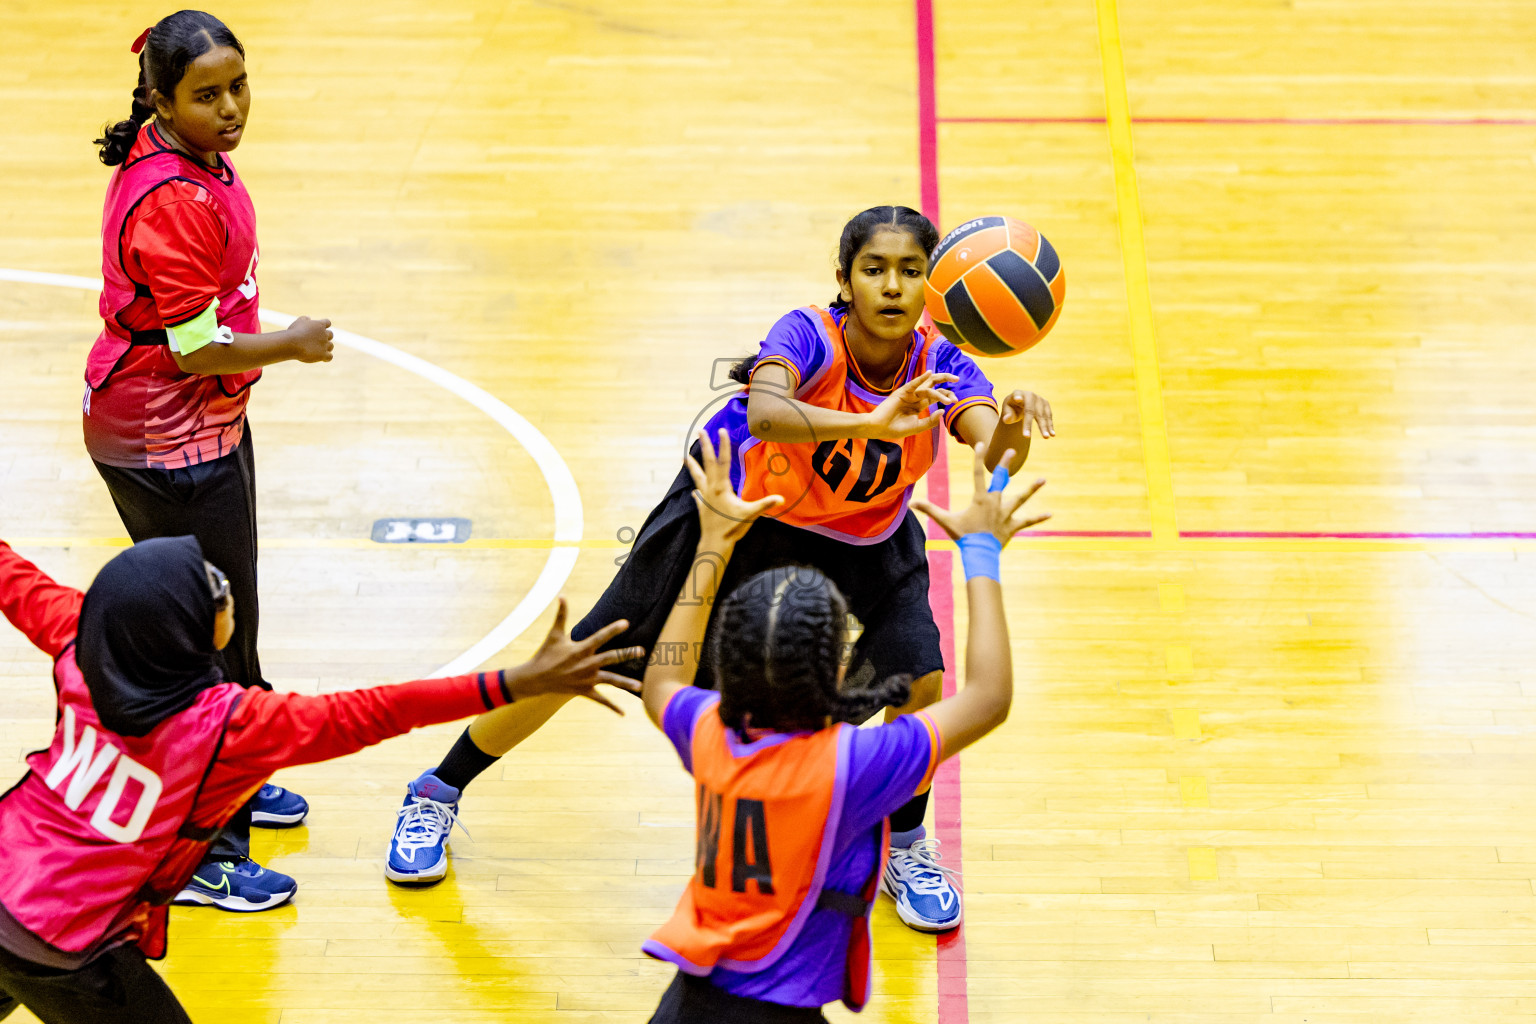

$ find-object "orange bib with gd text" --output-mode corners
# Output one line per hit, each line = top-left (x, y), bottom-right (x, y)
(738, 306), (942, 545)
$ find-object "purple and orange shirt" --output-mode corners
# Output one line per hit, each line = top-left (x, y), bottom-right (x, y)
(659, 686), (940, 1008)
(703, 306), (997, 544)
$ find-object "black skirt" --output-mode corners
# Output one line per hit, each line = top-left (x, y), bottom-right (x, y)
(573, 456), (944, 691)
(647, 971), (829, 1024)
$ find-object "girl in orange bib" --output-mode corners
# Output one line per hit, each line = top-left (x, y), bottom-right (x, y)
(637, 429), (1047, 1021)
(386, 207), (1055, 933)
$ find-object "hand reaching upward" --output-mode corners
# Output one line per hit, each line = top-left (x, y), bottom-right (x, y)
(912, 443), (1051, 546)
(686, 428), (784, 546)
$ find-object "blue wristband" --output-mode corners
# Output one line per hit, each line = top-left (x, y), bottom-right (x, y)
(956, 532), (1002, 581)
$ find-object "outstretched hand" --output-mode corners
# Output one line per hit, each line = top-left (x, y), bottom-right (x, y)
(509, 598), (645, 714)
(686, 428), (784, 545)
(911, 443), (1050, 547)
(865, 370), (959, 439)
(998, 388), (1053, 438)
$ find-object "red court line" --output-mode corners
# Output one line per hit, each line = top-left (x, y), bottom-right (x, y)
(1011, 530), (1531, 540)
(914, 1), (969, 1021)
(939, 115), (1536, 126)
(1184, 530), (1536, 540)
(915, 0), (941, 226)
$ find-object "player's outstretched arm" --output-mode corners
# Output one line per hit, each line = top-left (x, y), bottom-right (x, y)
(221, 600), (645, 773)
(953, 388), (1055, 476)
(641, 428), (783, 726)
(747, 363), (960, 443)
(0, 540), (84, 660)
(910, 443), (1049, 760)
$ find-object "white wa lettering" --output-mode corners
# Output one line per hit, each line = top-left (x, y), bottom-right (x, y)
(43, 706), (119, 809)
(43, 706), (165, 843)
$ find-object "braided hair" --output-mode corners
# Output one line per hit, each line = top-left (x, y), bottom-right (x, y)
(94, 11), (245, 166)
(727, 205), (940, 385)
(711, 566), (912, 736)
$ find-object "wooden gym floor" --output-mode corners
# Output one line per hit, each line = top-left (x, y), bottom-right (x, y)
(2, 1), (1535, 1020)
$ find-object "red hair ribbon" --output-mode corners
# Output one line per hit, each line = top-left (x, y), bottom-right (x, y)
(130, 27), (152, 54)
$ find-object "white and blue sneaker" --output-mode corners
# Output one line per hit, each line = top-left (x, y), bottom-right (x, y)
(250, 783), (309, 827)
(882, 837), (962, 932)
(173, 858), (297, 912)
(385, 771), (464, 886)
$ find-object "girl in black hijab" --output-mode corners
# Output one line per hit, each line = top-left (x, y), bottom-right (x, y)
(0, 534), (638, 1023)
(76, 536), (228, 738)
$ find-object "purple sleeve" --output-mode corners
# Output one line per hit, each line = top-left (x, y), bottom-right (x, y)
(838, 714), (941, 838)
(932, 340), (999, 438)
(751, 309), (829, 391)
(660, 687), (720, 775)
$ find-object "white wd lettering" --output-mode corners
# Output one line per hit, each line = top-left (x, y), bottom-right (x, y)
(44, 706), (164, 843)
(91, 755), (163, 843)
(44, 706), (119, 809)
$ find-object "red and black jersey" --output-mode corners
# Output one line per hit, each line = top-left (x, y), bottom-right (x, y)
(84, 122), (263, 470)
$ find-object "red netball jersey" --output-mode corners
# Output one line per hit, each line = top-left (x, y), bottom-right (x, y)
(83, 122), (262, 470)
(731, 306), (997, 544)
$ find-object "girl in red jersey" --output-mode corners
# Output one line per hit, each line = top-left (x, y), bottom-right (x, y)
(638, 430), (1044, 1021)
(0, 536), (639, 1024)
(385, 206), (1054, 934)
(86, 11), (335, 904)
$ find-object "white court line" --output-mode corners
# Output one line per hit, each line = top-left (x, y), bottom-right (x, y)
(0, 267), (582, 677)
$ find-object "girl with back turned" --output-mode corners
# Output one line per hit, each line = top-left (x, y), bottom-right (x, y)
(635, 429), (1046, 1020)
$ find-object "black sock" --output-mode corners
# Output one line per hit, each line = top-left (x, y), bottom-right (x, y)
(433, 726), (501, 793)
(889, 788), (930, 836)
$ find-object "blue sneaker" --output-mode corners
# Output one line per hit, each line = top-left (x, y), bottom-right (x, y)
(881, 838), (962, 932)
(250, 783), (309, 827)
(385, 772), (464, 886)
(172, 858), (297, 912)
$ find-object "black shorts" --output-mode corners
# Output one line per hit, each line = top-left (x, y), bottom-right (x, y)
(647, 971), (828, 1024)
(573, 460), (944, 690)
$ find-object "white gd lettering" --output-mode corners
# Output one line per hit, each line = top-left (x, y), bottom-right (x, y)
(44, 706), (164, 843)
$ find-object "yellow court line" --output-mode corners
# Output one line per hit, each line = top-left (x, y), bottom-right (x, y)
(8, 537), (1536, 553)
(1095, 0), (1178, 545)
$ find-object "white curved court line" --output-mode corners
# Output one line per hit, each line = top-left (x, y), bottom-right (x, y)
(0, 267), (582, 677)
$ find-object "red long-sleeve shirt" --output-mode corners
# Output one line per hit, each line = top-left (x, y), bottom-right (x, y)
(0, 539), (511, 846)
(0, 540), (525, 967)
